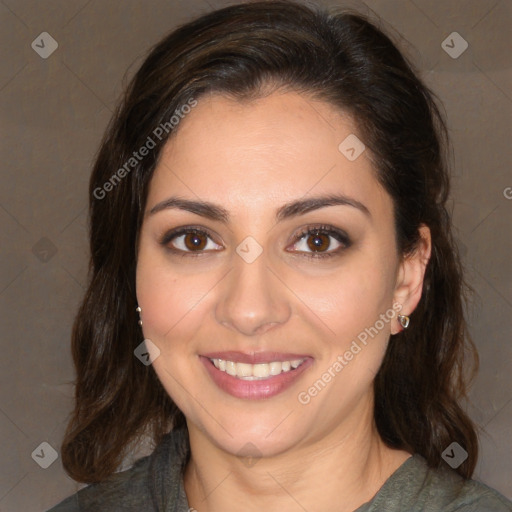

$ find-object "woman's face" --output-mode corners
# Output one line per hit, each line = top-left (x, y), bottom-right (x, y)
(136, 89), (415, 458)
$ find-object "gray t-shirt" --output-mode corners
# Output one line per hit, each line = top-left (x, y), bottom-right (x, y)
(48, 428), (512, 512)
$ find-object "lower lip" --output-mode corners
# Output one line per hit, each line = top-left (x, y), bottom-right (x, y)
(200, 356), (313, 400)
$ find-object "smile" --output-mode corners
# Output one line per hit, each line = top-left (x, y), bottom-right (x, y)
(200, 353), (313, 399)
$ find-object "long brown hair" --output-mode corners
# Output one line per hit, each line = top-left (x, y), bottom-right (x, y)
(61, 0), (479, 483)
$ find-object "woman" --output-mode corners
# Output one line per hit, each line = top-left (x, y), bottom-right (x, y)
(48, 1), (512, 510)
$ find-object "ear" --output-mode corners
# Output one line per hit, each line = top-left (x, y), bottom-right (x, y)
(391, 225), (432, 334)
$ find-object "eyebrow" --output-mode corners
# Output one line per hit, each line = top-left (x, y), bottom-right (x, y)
(147, 193), (371, 222)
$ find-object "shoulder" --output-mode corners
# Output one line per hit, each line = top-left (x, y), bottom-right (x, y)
(418, 456), (512, 512)
(437, 475), (512, 512)
(47, 454), (153, 512)
(47, 428), (190, 512)
(359, 454), (512, 512)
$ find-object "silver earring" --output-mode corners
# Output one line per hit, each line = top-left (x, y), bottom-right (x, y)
(397, 314), (410, 329)
(136, 306), (142, 326)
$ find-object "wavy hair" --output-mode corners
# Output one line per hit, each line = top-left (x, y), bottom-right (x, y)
(61, 0), (479, 483)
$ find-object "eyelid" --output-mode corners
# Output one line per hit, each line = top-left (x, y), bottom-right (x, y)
(159, 225), (219, 245)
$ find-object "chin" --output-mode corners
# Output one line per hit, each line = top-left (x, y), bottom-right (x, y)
(191, 409), (312, 460)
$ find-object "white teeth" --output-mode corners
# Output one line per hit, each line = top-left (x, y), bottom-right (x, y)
(253, 363), (270, 378)
(236, 362), (252, 377)
(210, 358), (305, 379)
(269, 361), (282, 376)
(226, 360), (237, 376)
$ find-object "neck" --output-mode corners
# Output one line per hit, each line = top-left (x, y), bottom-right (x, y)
(183, 396), (411, 512)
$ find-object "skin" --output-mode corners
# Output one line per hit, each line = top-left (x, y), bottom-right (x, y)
(135, 88), (431, 512)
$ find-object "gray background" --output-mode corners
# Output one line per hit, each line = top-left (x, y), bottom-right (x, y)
(0, 0), (510, 510)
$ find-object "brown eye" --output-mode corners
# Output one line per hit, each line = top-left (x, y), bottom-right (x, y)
(183, 231), (208, 251)
(290, 225), (351, 259)
(160, 227), (222, 256)
(306, 232), (331, 252)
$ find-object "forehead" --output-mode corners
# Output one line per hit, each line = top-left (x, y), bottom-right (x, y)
(146, 90), (391, 220)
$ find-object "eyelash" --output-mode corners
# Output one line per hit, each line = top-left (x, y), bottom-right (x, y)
(159, 224), (351, 260)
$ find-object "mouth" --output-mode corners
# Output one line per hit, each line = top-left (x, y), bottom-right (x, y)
(200, 352), (313, 400)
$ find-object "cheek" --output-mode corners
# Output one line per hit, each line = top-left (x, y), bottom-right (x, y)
(289, 254), (396, 338)
(135, 254), (210, 411)
(135, 251), (211, 347)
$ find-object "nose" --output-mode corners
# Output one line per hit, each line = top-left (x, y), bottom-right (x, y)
(215, 248), (291, 337)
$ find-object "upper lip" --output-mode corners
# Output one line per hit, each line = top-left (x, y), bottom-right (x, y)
(201, 351), (311, 364)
